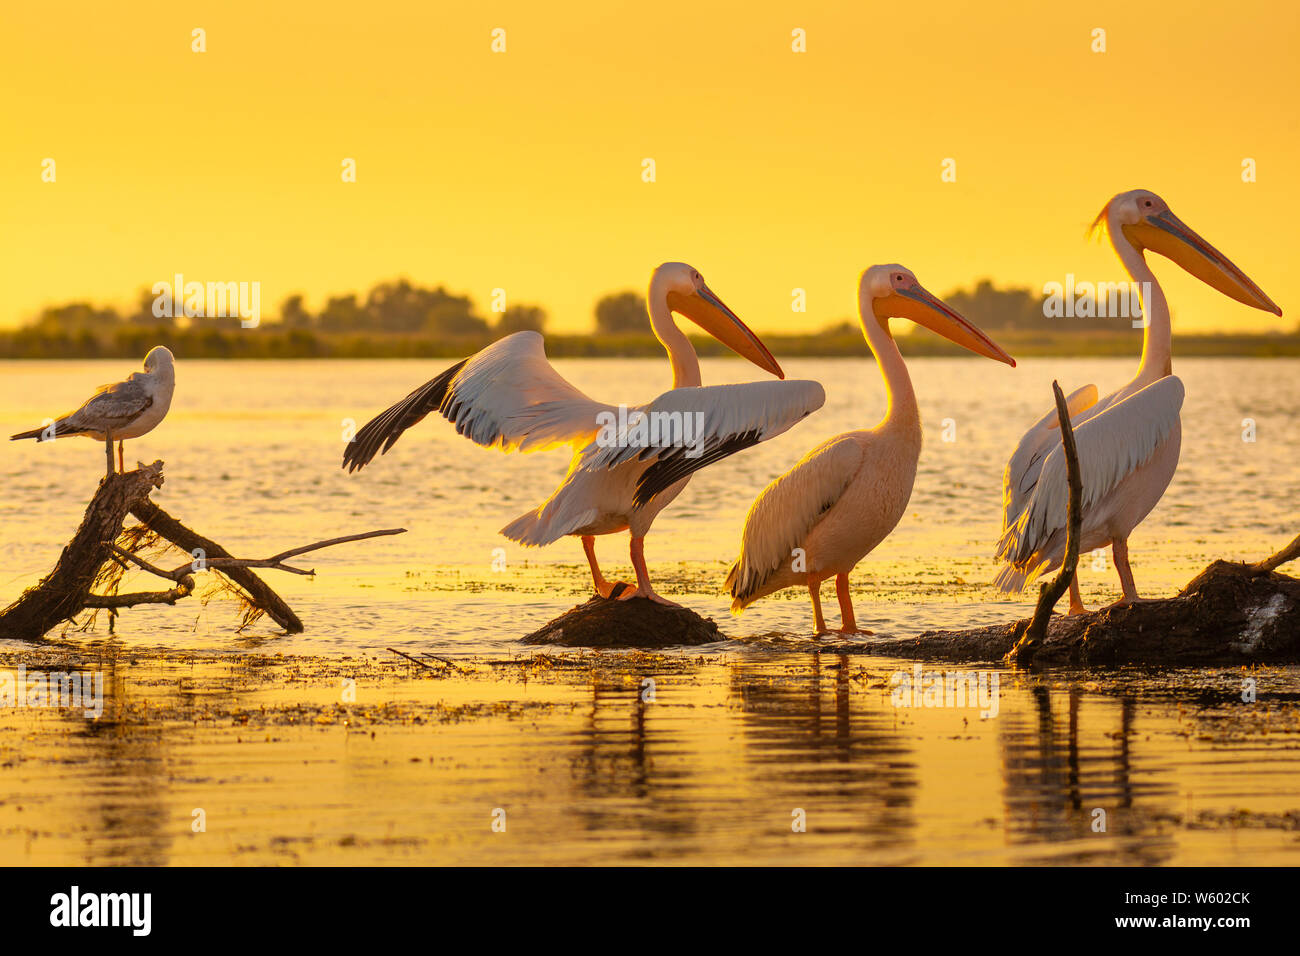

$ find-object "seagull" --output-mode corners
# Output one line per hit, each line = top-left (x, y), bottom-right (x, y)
(10, 346), (176, 477)
(343, 262), (824, 605)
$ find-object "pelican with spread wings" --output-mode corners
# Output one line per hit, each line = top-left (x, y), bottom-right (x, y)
(343, 262), (825, 604)
(995, 190), (1282, 611)
(10, 346), (176, 477)
(726, 266), (1016, 633)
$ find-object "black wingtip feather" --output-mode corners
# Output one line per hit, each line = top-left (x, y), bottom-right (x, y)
(342, 358), (468, 473)
(633, 430), (762, 508)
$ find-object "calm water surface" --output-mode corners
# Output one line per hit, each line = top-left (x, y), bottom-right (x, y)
(1, 357), (1296, 653)
(1, 358), (1296, 866)
(2, 651), (1297, 866)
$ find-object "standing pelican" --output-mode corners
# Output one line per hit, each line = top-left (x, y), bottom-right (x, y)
(726, 265), (1015, 633)
(996, 190), (1282, 611)
(10, 346), (176, 477)
(343, 262), (825, 604)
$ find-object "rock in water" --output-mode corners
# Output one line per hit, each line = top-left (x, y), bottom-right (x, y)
(522, 596), (724, 648)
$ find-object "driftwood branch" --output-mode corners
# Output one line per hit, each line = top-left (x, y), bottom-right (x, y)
(107, 530), (404, 584)
(1007, 381), (1082, 665)
(1252, 533), (1300, 574)
(84, 581), (195, 608)
(0, 461), (405, 641)
(128, 496), (305, 632)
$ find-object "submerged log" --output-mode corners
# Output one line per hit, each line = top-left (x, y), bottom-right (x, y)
(0, 460), (404, 641)
(522, 595), (724, 648)
(860, 555), (1300, 666)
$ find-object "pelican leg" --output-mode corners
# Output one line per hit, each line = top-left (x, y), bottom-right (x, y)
(835, 573), (873, 635)
(1106, 537), (1145, 608)
(808, 574), (826, 635)
(117, 440), (125, 474)
(582, 535), (633, 599)
(104, 431), (115, 478)
(1068, 576), (1087, 615)
(617, 535), (681, 607)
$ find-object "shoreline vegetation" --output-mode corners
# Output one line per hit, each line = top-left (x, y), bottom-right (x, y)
(4, 277), (1298, 360)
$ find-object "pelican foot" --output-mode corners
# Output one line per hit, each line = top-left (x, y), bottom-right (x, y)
(597, 580), (635, 600)
(616, 586), (682, 608)
(1067, 603), (1088, 616)
(836, 627), (874, 636)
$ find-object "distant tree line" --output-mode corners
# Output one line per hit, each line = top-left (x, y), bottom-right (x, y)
(17, 277), (662, 338)
(943, 280), (1048, 331)
(7, 277), (1298, 361)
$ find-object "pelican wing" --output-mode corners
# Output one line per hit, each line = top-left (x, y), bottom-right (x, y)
(1005, 376), (1185, 568)
(344, 332), (613, 472)
(997, 383), (1100, 553)
(727, 436), (865, 604)
(576, 380), (826, 506)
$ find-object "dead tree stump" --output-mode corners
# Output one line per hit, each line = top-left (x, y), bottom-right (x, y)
(0, 460), (403, 642)
(0, 463), (167, 640)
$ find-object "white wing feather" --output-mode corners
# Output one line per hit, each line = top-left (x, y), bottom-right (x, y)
(727, 436), (864, 604)
(997, 383), (1099, 551)
(444, 331), (612, 452)
(344, 331), (613, 471)
(578, 380), (826, 504)
(1009, 376), (1185, 566)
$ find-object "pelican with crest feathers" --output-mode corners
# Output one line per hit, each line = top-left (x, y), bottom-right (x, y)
(343, 262), (825, 605)
(726, 266), (1016, 633)
(995, 190), (1282, 612)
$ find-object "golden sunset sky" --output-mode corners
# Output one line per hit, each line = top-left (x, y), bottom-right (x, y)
(2, 0), (1295, 333)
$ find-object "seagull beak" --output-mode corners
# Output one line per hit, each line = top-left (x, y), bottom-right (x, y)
(874, 284), (1016, 367)
(667, 285), (784, 379)
(1124, 211), (1282, 316)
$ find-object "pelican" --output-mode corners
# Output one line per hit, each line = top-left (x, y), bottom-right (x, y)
(996, 190), (1282, 611)
(343, 262), (825, 604)
(726, 265), (1015, 633)
(10, 346), (176, 477)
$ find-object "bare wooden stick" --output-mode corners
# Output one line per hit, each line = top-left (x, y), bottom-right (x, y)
(1252, 533), (1300, 574)
(85, 580), (195, 608)
(168, 556), (314, 577)
(387, 647), (467, 673)
(388, 647), (436, 669)
(266, 529), (407, 565)
(1007, 381), (1082, 665)
(105, 543), (179, 581)
(160, 529), (406, 580)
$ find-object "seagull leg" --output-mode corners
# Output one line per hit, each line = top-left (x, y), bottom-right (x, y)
(582, 535), (633, 599)
(808, 574), (826, 635)
(1068, 576), (1087, 615)
(104, 431), (115, 478)
(117, 440), (125, 474)
(617, 535), (680, 606)
(835, 573), (873, 635)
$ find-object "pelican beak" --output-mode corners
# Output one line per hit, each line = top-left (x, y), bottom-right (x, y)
(667, 285), (784, 379)
(874, 284), (1016, 367)
(1124, 211), (1282, 315)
